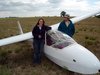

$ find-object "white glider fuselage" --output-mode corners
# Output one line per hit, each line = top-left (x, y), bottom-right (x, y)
(44, 31), (100, 74)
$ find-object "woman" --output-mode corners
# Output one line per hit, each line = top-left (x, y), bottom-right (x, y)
(32, 18), (51, 64)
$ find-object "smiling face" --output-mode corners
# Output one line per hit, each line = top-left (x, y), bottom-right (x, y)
(63, 14), (70, 21)
(63, 17), (69, 21)
(36, 18), (45, 27)
(39, 19), (44, 26)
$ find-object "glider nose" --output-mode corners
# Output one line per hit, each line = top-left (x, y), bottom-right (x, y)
(62, 44), (100, 74)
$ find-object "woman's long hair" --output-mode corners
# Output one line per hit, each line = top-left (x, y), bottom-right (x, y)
(36, 18), (45, 26)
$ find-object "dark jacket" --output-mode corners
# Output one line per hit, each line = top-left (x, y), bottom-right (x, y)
(58, 20), (75, 37)
(32, 25), (51, 40)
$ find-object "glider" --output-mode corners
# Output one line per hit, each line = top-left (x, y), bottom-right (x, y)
(0, 9), (100, 74)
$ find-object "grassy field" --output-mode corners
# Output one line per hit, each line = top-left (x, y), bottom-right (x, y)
(0, 17), (100, 75)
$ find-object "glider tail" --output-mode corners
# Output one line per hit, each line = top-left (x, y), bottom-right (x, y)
(17, 21), (33, 42)
(17, 21), (24, 34)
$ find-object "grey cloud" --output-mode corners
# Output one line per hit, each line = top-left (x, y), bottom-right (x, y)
(48, 0), (61, 4)
(0, 0), (50, 12)
(47, 0), (62, 10)
(0, 0), (61, 17)
(0, 1), (27, 12)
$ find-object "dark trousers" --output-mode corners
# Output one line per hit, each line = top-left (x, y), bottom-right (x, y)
(33, 39), (44, 64)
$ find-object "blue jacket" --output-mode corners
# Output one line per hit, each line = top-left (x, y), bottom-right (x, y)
(58, 20), (75, 37)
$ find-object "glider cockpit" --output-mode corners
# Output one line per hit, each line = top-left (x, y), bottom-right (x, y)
(46, 30), (76, 49)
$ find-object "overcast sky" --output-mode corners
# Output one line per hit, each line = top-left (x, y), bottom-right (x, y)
(0, 0), (100, 17)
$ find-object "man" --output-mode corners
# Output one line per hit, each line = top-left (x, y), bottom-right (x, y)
(58, 14), (75, 37)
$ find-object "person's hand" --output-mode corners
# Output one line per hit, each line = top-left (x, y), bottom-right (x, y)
(38, 35), (41, 38)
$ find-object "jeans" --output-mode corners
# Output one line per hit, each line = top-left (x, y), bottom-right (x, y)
(33, 39), (44, 64)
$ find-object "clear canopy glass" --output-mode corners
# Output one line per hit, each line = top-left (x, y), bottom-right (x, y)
(46, 30), (76, 49)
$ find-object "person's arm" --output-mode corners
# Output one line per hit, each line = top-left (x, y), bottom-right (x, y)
(32, 26), (38, 37)
(58, 22), (63, 31)
(45, 25), (52, 31)
(72, 24), (75, 35)
(70, 21), (75, 37)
